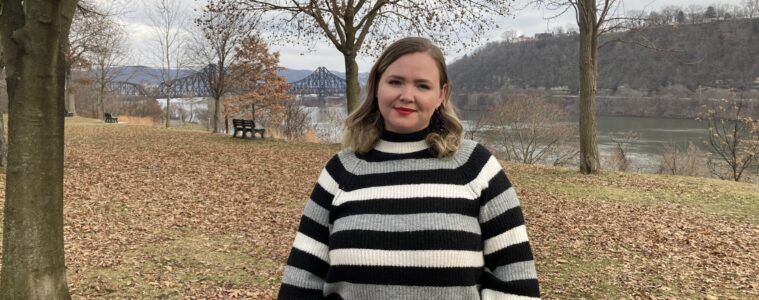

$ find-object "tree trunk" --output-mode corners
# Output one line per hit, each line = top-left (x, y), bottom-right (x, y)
(0, 0), (77, 298)
(344, 53), (360, 113)
(97, 86), (105, 120)
(64, 70), (76, 116)
(0, 50), (6, 167)
(577, 0), (601, 174)
(251, 103), (256, 122)
(0, 113), (7, 168)
(213, 96), (221, 133)
(165, 97), (171, 128)
(67, 93), (77, 117)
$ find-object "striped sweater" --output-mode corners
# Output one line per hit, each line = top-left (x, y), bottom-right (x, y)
(278, 129), (541, 299)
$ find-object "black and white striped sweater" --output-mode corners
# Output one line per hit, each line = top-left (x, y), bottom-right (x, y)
(278, 129), (541, 300)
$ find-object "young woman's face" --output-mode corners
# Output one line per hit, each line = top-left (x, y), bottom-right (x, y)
(377, 52), (447, 134)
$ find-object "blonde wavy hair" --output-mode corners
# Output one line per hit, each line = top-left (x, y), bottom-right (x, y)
(342, 37), (463, 158)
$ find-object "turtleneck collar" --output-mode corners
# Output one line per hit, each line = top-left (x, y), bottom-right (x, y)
(374, 128), (431, 154)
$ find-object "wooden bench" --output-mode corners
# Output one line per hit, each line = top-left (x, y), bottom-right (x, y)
(232, 119), (265, 139)
(104, 112), (118, 123)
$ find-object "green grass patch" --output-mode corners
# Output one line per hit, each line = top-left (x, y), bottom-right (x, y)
(509, 164), (759, 224)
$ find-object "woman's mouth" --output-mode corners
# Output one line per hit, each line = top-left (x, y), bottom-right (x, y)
(394, 107), (416, 116)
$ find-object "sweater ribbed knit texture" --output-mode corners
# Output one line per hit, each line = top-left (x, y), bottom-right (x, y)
(278, 129), (541, 300)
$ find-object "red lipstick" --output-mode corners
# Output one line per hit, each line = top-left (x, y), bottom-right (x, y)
(394, 107), (416, 116)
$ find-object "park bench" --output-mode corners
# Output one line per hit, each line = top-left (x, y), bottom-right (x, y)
(104, 113), (118, 123)
(232, 119), (265, 139)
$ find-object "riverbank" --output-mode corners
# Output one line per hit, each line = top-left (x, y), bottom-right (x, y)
(456, 92), (759, 120)
(0, 117), (756, 298)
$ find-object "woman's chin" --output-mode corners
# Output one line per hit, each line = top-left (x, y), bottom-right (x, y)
(385, 123), (423, 134)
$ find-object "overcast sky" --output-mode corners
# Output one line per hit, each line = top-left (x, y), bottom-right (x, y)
(111, 0), (745, 72)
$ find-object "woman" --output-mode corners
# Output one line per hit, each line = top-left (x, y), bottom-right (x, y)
(278, 37), (540, 300)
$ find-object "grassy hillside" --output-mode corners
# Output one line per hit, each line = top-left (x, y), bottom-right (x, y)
(0, 117), (756, 299)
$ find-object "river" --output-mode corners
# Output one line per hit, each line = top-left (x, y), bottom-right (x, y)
(308, 107), (710, 173)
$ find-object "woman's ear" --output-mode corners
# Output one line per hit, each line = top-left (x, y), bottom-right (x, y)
(439, 83), (448, 104)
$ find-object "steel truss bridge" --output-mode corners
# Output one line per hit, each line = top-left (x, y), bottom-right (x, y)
(108, 66), (212, 98)
(109, 66), (346, 98)
(290, 66), (346, 97)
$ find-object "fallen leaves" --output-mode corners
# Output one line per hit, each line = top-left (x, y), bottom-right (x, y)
(0, 120), (756, 299)
(506, 163), (759, 299)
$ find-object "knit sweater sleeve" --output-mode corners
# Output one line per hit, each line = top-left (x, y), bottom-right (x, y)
(277, 155), (344, 299)
(470, 145), (541, 299)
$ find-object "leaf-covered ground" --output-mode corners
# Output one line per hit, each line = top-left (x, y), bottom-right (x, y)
(0, 117), (757, 299)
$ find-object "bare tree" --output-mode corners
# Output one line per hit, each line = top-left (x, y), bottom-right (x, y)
(281, 97), (311, 140)
(314, 107), (346, 143)
(658, 141), (705, 177)
(607, 131), (639, 172)
(66, 1), (102, 116)
(685, 4), (705, 24)
(659, 5), (682, 25)
(234, 0), (513, 113)
(144, 0), (189, 128)
(745, 0), (759, 18)
(699, 99), (759, 182)
(89, 18), (128, 121)
(191, 0), (258, 133)
(533, 0), (629, 174)
(483, 93), (577, 165)
(0, 0), (79, 298)
(66, 1), (123, 117)
(464, 109), (489, 141)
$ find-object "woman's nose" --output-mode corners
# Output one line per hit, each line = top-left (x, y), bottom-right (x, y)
(399, 86), (414, 103)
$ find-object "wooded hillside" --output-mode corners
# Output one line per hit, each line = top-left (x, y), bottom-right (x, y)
(449, 18), (759, 94)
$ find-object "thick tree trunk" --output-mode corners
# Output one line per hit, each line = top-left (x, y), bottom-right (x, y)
(578, 0), (601, 174)
(0, 51), (6, 167)
(0, 0), (77, 298)
(344, 53), (360, 113)
(0, 113), (6, 168)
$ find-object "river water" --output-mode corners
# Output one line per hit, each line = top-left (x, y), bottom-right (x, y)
(589, 116), (707, 172)
(308, 107), (710, 173)
(460, 110), (710, 172)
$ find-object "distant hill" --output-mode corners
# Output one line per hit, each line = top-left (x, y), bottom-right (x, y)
(278, 68), (313, 82)
(111, 66), (195, 85)
(448, 18), (759, 94)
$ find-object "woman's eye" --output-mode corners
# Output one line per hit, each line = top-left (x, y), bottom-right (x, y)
(418, 84), (430, 90)
(389, 80), (401, 86)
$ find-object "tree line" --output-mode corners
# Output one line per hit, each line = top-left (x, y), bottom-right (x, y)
(450, 17), (759, 96)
